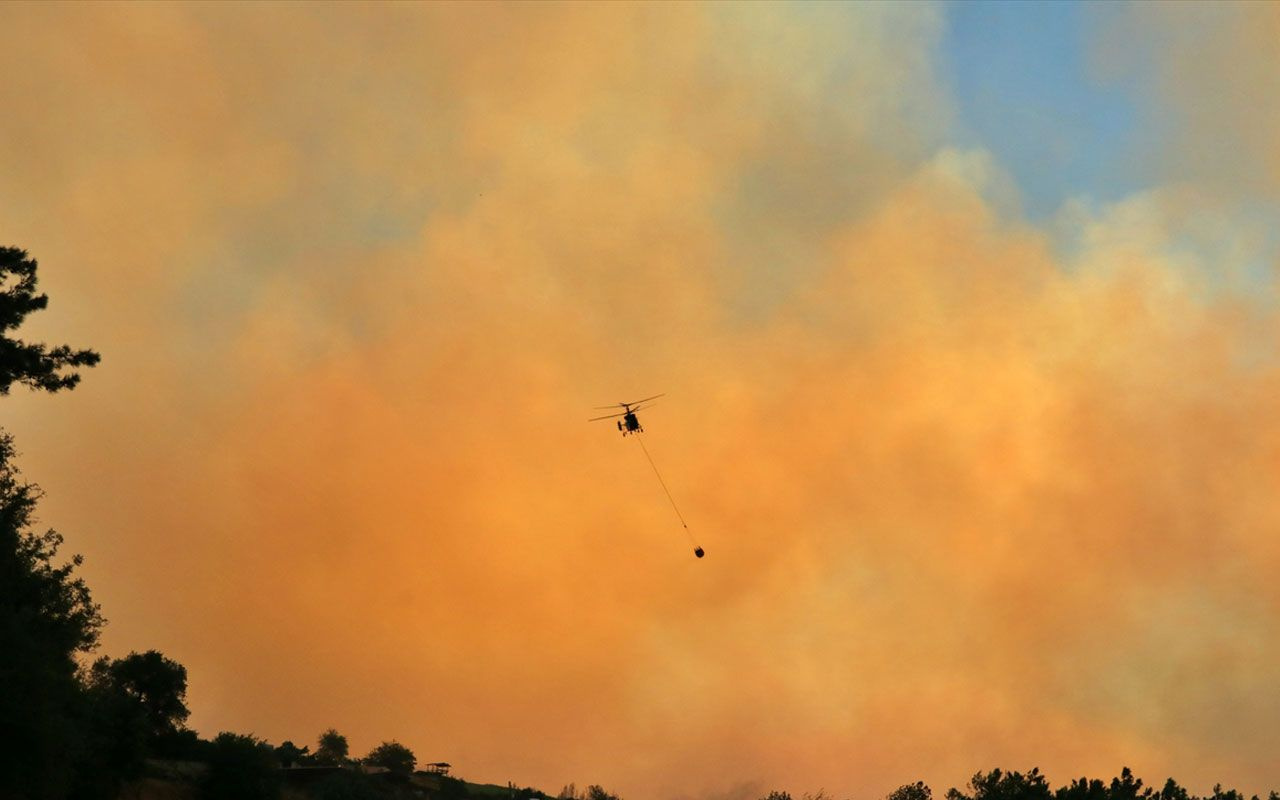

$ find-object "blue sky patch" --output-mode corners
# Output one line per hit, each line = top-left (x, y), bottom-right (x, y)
(941, 1), (1145, 219)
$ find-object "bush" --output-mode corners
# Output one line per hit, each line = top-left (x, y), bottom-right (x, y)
(364, 740), (416, 775)
(202, 732), (280, 800)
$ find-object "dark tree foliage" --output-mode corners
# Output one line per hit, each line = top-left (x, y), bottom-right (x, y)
(151, 726), (208, 761)
(0, 435), (102, 652)
(1156, 779), (1192, 800)
(275, 739), (312, 767)
(0, 432), (105, 799)
(1056, 771), (1164, 800)
(0, 246), (103, 797)
(318, 727), (351, 765)
(891, 784), (934, 800)
(57, 649), (199, 795)
(1057, 777), (1111, 800)
(437, 775), (472, 799)
(949, 770), (1054, 800)
(949, 769), (1280, 800)
(365, 739), (417, 775)
(66, 679), (150, 799)
(0, 247), (99, 394)
(203, 732), (282, 800)
(72, 654), (200, 791)
(760, 793), (794, 800)
(1110, 769), (1151, 800)
(556, 785), (622, 800)
(89, 649), (191, 739)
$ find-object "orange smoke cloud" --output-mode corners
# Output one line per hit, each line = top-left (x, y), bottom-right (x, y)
(2, 3), (1279, 799)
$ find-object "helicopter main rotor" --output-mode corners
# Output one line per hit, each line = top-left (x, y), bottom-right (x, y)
(588, 393), (664, 422)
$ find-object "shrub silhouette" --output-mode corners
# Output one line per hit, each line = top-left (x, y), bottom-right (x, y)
(364, 739), (417, 775)
(203, 732), (281, 800)
(317, 728), (351, 765)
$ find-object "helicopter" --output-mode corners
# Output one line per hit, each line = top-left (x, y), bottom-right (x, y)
(589, 393), (704, 558)
(588, 394), (663, 437)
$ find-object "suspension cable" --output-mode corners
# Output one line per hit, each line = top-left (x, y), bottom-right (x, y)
(636, 434), (703, 556)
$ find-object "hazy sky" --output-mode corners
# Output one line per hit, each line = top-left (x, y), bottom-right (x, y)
(4, 2), (1280, 798)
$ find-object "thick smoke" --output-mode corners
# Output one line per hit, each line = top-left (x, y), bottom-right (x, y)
(1, 3), (1278, 798)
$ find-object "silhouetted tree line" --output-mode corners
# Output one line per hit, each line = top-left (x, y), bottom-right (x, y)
(759, 771), (1280, 800)
(557, 783), (622, 800)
